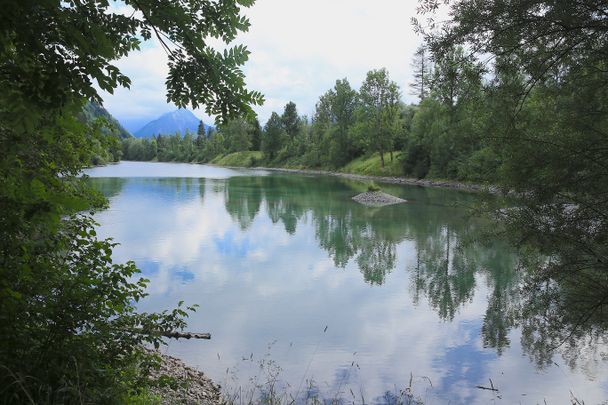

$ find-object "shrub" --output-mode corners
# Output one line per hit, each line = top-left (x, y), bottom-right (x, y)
(368, 182), (381, 192)
(0, 214), (196, 403)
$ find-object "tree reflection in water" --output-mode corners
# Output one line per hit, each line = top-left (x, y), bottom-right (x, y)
(219, 174), (608, 370)
(92, 173), (608, 375)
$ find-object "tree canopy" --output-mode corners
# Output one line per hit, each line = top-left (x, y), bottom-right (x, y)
(1, 0), (263, 119)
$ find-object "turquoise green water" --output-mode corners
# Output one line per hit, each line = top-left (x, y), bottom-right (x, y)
(86, 161), (608, 404)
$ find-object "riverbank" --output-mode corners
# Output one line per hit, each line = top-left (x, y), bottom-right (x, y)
(208, 151), (495, 193)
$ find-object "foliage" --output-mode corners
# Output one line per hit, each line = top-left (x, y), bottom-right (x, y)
(133, 75), (397, 172)
(1, 0), (262, 123)
(409, 45), (432, 101)
(1, 0), (262, 402)
(281, 102), (300, 139)
(249, 117), (263, 151)
(261, 112), (285, 161)
(197, 120), (207, 138)
(222, 117), (253, 153)
(414, 0), (608, 362)
(313, 79), (360, 167)
(358, 69), (402, 167)
(1, 216), (195, 403)
(341, 152), (404, 177)
(123, 115), (260, 163)
(403, 46), (487, 180)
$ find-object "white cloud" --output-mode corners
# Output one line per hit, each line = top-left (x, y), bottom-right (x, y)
(100, 0), (425, 128)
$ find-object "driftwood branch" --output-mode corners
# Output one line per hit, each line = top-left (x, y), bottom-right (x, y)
(160, 331), (211, 340)
(128, 328), (212, 340)
(475, 385), (498, 391)
(475, 378), (498, 392)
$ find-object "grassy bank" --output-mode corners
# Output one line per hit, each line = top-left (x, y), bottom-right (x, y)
(210, 151), (263, 167)
(340, 151), (404, 177)
(211, 151), (404, 177)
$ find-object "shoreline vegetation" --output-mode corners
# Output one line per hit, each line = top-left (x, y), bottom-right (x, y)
(218, 162), (492, 194)
(115, 154), (494, 194)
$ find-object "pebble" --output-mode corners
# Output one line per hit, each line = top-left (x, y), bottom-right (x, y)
(146, 350), (224, 405)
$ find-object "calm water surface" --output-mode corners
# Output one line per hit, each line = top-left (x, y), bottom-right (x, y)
(85, 161), (608, 404)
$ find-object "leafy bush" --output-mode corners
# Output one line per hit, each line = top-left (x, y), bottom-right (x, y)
(0, 214), (196, 403)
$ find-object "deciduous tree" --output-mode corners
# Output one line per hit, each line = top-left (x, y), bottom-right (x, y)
(358, 68), (401, 167)
(262, 112), (285, 161)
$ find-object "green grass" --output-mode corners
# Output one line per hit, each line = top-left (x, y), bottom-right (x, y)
(125, 390), (161, 405)
(210, 150), (407, 178)
(367, 181), (382, 192)
(211, 151), (263, 167)
(340, 151), (403, 177)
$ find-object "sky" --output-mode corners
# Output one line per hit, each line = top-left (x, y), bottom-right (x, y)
(100, 0), (427, 133)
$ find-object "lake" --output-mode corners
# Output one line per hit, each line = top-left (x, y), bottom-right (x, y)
(85, 161), (608, 404)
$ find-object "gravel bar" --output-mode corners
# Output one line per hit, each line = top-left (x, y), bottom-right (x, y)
(148, 351), (224, 405)
(352, 191), (407, 207)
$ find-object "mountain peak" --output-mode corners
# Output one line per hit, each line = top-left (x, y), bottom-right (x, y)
(165, 109), (194, 118)
(133, 109), (208, 138)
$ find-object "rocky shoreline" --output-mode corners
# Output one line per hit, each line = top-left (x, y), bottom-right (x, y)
(148, 351), (223, 405)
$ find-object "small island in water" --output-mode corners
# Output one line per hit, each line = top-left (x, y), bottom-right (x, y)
(352, 191), (407, 207)
(352, 182), (407, 207)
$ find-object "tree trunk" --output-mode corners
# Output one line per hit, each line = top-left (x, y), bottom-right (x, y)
(380, 150), (385, 167)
